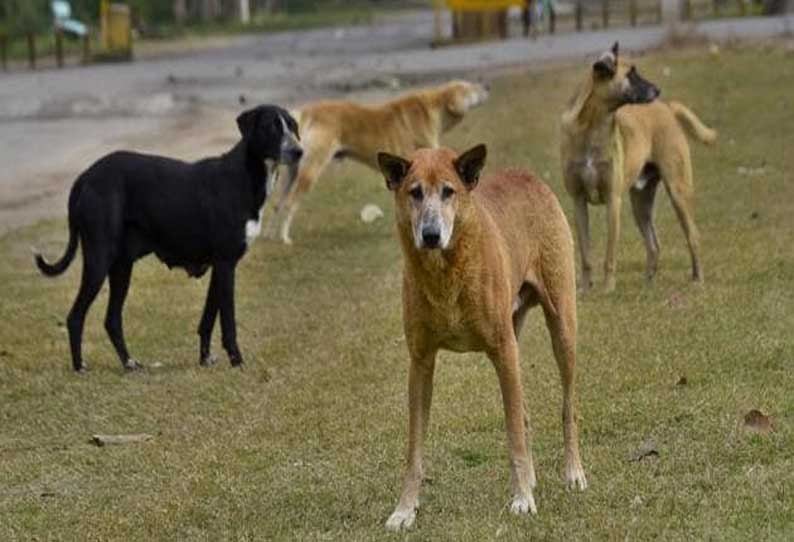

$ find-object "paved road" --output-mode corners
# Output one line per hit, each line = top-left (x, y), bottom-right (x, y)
(1, 10), (792, 233)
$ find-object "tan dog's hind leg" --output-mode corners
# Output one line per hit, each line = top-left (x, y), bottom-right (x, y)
(386, 347), (437, 531)
(264, 162), (298, 240)
(541, 286), (587, 491)
(572, 197), (593, 293)
(630, 181), (661, 282)
(489, 337), (537, 515)
(662, 160), (703, 282)
(274, 135), (336, 245)
(604, 194), (622, 293)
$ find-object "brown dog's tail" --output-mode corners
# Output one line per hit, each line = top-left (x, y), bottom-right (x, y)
(669, 101), (717, 145)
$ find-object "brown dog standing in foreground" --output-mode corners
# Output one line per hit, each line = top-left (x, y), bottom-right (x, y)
(561, 43), (716, 292)
(265, 81), (489, 244)
(378, 145), (587, 530)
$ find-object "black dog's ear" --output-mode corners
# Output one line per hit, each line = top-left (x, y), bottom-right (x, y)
(236, 108), (260, 139)
(454, 144), (487, 190)
(377, 152), (411, 191)
(612, 41), (619, 59)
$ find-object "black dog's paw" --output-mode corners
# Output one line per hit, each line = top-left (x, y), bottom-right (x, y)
(124, 359), (144, 372)
(200, 353), (218, 367)
(229, 355), (245, 368)
(74, 363), (89, 374)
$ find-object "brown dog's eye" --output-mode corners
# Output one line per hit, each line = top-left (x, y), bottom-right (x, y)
(441, 186), (455, 200)
(409, 186), (423, 200)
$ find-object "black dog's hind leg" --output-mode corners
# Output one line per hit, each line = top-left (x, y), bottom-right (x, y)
(214, 261), (243, 367)
(197, 269), (220, 366)
(105, 260), (141, 371)
(67, 246), (109, 372)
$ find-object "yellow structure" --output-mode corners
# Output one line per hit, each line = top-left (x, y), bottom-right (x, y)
(445, 0), (525, 10)
(100, 0), (132, 59)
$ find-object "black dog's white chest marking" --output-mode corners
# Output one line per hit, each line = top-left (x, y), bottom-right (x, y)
(245, 159), (278, 246)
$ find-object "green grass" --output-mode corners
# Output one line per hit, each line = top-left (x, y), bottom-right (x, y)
(1, 44), (793, 540)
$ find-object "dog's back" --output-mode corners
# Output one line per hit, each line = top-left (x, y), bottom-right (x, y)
(475, 169), (575, 288)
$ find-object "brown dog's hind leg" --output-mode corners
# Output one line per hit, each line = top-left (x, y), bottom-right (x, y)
(274, 136), (336, 245)
(541, 283), (587, 491)
(386, 346), (437, 531)
(604, 194), (622, 293)
(662, 161), (702, 282)
(629, 176), (661, 282)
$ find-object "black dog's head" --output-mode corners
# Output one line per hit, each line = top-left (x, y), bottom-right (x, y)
(236, 105), (302, 165)
(591, 42), (660, 110)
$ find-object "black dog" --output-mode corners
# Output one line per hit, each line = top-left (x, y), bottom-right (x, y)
(34, 105), (302, 372)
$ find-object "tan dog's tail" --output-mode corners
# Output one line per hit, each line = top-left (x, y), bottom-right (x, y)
(669, 102), (717, 145)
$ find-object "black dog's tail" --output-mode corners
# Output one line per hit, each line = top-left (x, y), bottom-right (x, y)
(34, 184), (81, 277)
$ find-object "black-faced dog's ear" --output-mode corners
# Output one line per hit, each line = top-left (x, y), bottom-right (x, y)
(377, 152), (411, 191)
(612, 41), (619, 59)
(281, 110), (300, 140)
(236, 108), (260, 140)
(454, 144), (487, 190)
(593, 57), (616, 79)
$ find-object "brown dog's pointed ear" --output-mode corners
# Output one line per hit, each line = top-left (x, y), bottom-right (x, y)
(236, 108), (258, 139)
(454, 144), (487, 190)
(378, 152), (411, 191)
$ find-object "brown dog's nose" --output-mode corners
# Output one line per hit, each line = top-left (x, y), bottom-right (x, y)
(422, 227), (441, 249)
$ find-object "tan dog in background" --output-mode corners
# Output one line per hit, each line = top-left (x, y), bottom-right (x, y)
(561, 43), (716, 292)
(264, 81), (489, 244)
(377, 145), (587, 530)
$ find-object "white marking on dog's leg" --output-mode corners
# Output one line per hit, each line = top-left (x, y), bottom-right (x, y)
(280, 203), (298, 245)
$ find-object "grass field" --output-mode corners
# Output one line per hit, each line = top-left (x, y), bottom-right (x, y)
(1, 43), (793, 540)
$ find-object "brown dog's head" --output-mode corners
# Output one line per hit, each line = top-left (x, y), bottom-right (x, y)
(378, 145), (487, 251)
(590, 42), (660, 110)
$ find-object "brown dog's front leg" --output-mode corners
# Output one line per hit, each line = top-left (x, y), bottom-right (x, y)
(573, 197), (593, 293)
(214, 261), (243, 367)
(604, 194), (622, 293)
(490, 337), (536, 515)
(386, 348), (437, 531)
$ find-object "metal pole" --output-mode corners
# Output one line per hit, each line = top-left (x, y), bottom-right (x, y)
(576, 0), (583, 31)
(55, 30), (64, 68)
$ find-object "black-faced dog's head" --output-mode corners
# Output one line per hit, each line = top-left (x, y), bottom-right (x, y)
(591, 42), (660, 110)
(236, 105), (302, 166)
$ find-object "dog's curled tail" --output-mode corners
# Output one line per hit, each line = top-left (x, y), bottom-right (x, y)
(34, 185), (81, 277)
(34, 223), (78, 277)
(669, 101), (717, 145)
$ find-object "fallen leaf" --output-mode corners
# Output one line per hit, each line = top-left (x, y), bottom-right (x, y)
(743, 409), (773, 434)
(666, 291), (686, 309)
(676, 376), (688, 386)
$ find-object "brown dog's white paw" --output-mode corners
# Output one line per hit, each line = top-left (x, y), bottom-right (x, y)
(385, 506), (417, 531)
(509, 493), (537, 515)
(565, 462), (588, 491)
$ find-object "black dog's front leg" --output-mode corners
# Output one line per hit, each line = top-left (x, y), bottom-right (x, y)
(215, 261), (244, 367)
(197, 268), (220, 366)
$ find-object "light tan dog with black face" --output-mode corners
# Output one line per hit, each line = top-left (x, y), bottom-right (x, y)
(264, 81), (489, 244)
(377, 145), (587, 531)
(561, 43), (716, 292)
